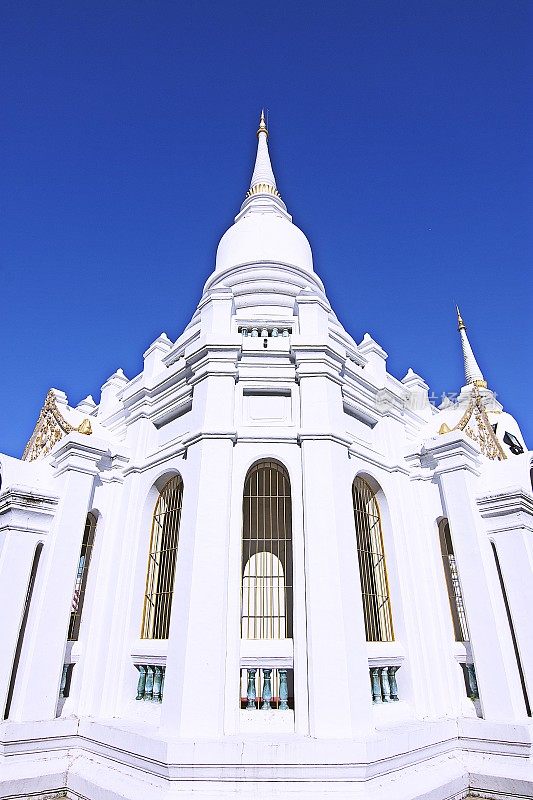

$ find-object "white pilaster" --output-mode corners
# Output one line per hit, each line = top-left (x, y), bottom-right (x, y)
(478, 488), (533, 711)
(423, 432), (527, 720)
(295, 338), (372, 737)
(0, 488), (58, 716)
(161, 340), (238, 736)
(8, 434), (109, 721)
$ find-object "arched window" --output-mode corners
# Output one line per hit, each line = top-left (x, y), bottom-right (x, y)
(68, 513), (97, 641)
(352, 476), (394, 642)
(241, 461), (292, 639)
(142, 475), (183, 639)
(437, 518), (469, 642)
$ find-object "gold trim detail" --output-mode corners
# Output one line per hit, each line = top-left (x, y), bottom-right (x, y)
(245, 182), (281, 199)
(23, 390), (93, 462)
(438, 423), (451, 434)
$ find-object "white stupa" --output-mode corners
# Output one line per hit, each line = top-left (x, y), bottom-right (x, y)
(0, 113), (532, 800)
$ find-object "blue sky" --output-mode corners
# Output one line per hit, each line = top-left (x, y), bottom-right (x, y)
(1, 0), (531, 456)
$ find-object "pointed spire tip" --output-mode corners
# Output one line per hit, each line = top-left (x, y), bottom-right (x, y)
(257, 109), (268, 138)
(455, 304), (487, 388)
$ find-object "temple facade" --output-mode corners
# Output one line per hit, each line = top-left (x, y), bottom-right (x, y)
(0, 113), (532, 800)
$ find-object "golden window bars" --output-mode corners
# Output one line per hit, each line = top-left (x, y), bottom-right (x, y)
(352, 477), (394, 642)
(438, 519), (469, 642)
(241, 461), (293, 639)
(142, 476), (183, 639)
(68, 513), (97, 641)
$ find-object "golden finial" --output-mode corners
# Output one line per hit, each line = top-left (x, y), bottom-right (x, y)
(456, 305), (466, 331)
(257, 109), (268, 139)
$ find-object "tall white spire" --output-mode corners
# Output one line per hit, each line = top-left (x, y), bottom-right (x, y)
(456, 306), (487, 388)
(239, 111), (288, 215)
(249, 110), (278, 193)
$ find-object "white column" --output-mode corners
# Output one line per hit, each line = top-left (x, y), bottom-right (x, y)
(423, 432), (526, 720)
(9, 434), (109, 721)
(161, 436), (234, 736)
(294, 332), (372, 737)
(478, 488), (533, 711)
(161, 330), (238, 736)
(64, 451), (130, 718)
(0, 488), (58, 716)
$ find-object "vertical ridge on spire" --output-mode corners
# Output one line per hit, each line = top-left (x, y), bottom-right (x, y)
(456, 306), (487, 388)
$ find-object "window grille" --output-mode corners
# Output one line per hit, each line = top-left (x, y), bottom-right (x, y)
(352, 477), (394, 642)
(241, 461), (293, 639)
(142, 476), (183, 639)
(438, 519), (469, 643)
(68, 513), (97, 641)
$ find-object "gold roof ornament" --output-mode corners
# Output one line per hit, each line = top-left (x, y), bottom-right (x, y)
(437, 385), (506, 460)
(78, 418), (93, 435)
(23, 390), (93, 462)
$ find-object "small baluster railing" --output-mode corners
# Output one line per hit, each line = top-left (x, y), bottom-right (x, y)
(59, 662), (74, 699)
(240, 667), (293, 711)
(369, 665), (400, 703)
(462, 662), (479, 700)
(136, 664), (166, 702)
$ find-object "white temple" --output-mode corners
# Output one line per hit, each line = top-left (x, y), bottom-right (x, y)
(1, 112), (532, 800)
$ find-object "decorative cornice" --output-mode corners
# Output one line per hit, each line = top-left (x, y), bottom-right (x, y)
(298, 431), (352, 448)
(182, 430), (238, 449)
(422, 431), (482, 477)
(477, 488), (533, 533)
(23, 390), (93, 463)
(49, 433), (111, 477)
(0, 487), (59, 534)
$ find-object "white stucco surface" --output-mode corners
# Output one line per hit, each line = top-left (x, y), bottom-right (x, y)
(0, 115), (531, 800)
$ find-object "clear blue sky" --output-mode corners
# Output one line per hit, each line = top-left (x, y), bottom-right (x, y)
(1, 0), (531, 457)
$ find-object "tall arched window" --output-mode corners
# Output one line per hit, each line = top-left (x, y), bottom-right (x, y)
(352, 476), (394, 642)
(142, 475), (183, 639)
(437, 518), (469, 642)
(241, 461), (292, 639)
(68, 512), (97, 641)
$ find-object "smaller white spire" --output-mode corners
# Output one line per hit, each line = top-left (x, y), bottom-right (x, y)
(456, 306), (487, 388)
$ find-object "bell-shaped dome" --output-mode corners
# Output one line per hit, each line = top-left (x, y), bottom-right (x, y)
(214, 111), (314, 274)
(215, 211), (314, 273)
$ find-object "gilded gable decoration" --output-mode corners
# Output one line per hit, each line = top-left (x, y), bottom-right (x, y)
(439, 386), (506, 461)
(22, 390), (93, 462)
